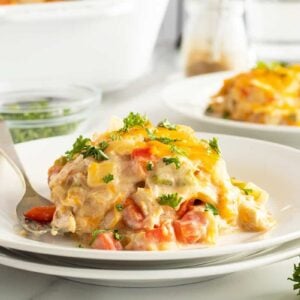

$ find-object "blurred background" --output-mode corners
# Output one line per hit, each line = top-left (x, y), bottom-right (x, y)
(1, 0), (300, 142)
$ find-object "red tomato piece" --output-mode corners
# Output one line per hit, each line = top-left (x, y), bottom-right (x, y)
(91, 232), (123, 250)
(145, 223), (174, 243)
(122, 200), (144, 230)
(24, 206), (56, 223)
(173, 210), (208, 244)
(131, 147), (152, 160)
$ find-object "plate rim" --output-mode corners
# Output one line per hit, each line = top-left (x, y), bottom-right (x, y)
(0, 239), (299, 281)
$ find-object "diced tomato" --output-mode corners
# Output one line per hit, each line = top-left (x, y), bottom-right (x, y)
(91, 232), (123, 250)
(24, 206), (56, 223)
(173, 210), (208, 244)
(177, 199), (203, 219)
(122, 199), (144, 230)
(145, 223), (175, 243)
(131, 147), (152, 160)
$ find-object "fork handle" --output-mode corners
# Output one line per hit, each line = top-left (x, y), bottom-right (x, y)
(0, 120), (35, 194)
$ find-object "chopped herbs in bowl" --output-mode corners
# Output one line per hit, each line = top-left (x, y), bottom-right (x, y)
(0, 83), (101, 143)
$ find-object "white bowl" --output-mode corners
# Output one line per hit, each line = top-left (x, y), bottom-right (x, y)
(0, 0), (169, 91)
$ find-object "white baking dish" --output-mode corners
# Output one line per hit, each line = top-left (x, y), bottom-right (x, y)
(0, 0), (169, 91)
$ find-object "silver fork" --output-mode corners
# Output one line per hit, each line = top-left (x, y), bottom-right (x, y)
(0, 120), (52, 234)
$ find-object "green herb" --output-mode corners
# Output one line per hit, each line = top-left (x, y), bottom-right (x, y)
(163, 157), (181, 169)
(152, 175), (173, 186)
(222, 111), (230, 119)
(146, 128), (179, 145)
(170, 145), (187, 156)
(204, 203), (219, 215)
(255, 61), (288, 70)
(113, 229), (122, 241)
(102, 173), (114, 184)
(157, 193), (182, 208)
(0, 99), (80, 143)
(98, 141), (109, 151)
(78, 244), (83, 248)
(208, 137), (221, 155)
(65, 135), (91, 161)
(157, 119), (177, 130)
(242, 188), (253, 195)
(120, 112), (148, 132)
(82, 146), (109, 161)
(146, 161), (154, 171)
(109, 131), (121, 141)
(206, 105), (214, 114)
(288, 259), (300, 295)
(115, 204), (123, 212)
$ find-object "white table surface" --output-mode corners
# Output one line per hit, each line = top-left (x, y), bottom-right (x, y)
(1, 45), (299, 299)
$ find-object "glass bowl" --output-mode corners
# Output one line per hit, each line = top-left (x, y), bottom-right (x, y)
(0, 82), (101, 143)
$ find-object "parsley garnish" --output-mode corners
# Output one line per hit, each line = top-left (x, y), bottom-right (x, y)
(83, 146), (109, 161)
(204, 203), (219, 215)
(208, 137), (221, 155)
(146, 128), (179, 145)
(146, 161), (154, 171)
(288, 259), (300, 295)
(170, 144), (187, 156)
(242, 188), (253, 195)
(255, 61), (288, 70)
(120, 112), (148, 132)
(157, 119), (177, 130)
(65, 136), (109, 161)
(115, 204), (123, 211)
(163, 157), (181, 169)
(65, 135), (91, 161)
(152, 175), (173, 186)
(113, 229), (122, 241)
(102, 173), (114, 184)
(158, 193), (182, 208)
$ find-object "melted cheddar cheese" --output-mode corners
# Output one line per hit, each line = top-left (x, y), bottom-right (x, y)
(206, 63), (300, 126)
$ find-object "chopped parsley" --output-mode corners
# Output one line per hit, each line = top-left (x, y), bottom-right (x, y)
(204, 203), (219, 216)
(120, 112), (148, 132)
(102, 173), (114, 184)
(113, 229), (122, 241)
(83, 146), (109, 161)
(206, 105), (214, 114)
(289, 259), (300, 295)
(157, 119), (177, 130)
(65, 136), (109, 161)
(170, 144), (187, 156)
(208, 137), (221, 155)
(115, 203), (123, 211)
(146, 128), (179, 145)
(65, 135), (91, 161)
(222, 111), (230, 119)
(152, 175), (173, 186)
(163, 157), (181, 169)
(157, 193), (182, 208)
(255, 61), (288, 70)
(242, 188), (253, 195)
(146, 161), (154, 171)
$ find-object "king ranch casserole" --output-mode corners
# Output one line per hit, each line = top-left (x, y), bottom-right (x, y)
(206, 62), (300, 126)
(24, 113), (275, 251)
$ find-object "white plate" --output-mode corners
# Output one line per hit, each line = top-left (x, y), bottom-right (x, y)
(0, 239), (300, 287)
(162, 72), (300, 149)
(1, 134), (300, 262)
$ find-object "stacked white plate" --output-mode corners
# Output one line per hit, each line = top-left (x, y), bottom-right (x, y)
(0, 133), (300, 287)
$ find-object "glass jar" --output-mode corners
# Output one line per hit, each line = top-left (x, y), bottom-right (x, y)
(182, 0), (251, 76)
(0, 82), (101, 143)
